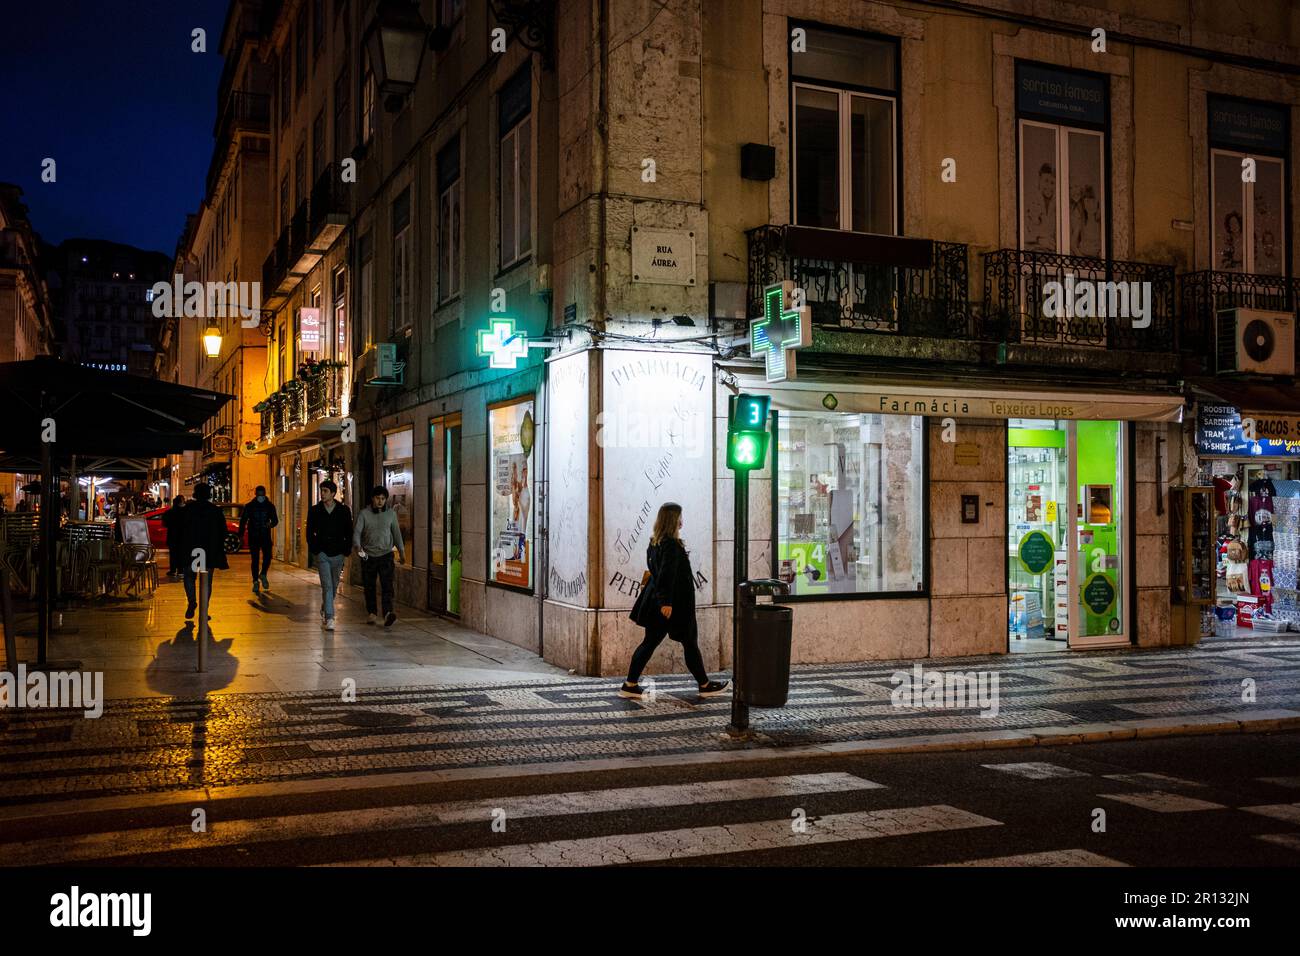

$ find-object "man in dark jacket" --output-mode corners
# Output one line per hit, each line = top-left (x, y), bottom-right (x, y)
(161, 494), (186, 576)
(306, 480), (353, 630)
(239, 485), (278, 594)
(178, 483), (229, 620)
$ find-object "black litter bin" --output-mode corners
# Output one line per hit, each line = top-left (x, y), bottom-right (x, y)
(736, 579), (793, 707)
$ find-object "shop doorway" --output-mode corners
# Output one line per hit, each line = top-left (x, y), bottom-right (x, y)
(1008, 419), (1130, 651)
(428, 415), (462, 616)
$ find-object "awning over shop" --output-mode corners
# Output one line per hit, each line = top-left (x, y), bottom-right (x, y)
(726, 366), (1185, 422)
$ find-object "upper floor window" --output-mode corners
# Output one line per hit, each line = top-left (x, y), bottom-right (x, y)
(334, 65), (352, 162)
(313, 109), (326, 182)
(391, 189), (413, 333)
(295, 6), (308, 95)
(791, 26), (898, 234)
(279, 53), (291, 127)
(295, 142), (307, 205)
(438, 134), (463, 302)
(1209, 95), (1288, 276)
(313, 0), (324, 52)
(359, 230), (374, 345)
(499, 66), (533, 268)
(361, 53), (376, 144)
(440, 0), (465, 27)
(1015, 63), (1108, 257)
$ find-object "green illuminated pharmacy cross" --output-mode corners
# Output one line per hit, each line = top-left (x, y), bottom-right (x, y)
(751, 281), (811, 383)
(478, 318), (529, 369)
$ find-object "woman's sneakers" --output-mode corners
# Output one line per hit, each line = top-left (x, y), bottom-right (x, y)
(698, 680), (731, 697)
(618, 681), (648, 700)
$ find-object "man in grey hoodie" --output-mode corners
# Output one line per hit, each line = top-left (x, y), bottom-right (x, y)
(353, 484), (405, 627)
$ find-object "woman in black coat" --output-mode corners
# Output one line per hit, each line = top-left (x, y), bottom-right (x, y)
(620, 503), (729, 700)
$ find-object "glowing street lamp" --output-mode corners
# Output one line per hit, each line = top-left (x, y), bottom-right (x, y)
(364, 0), (429, 110)
(202, 324), (222, 358)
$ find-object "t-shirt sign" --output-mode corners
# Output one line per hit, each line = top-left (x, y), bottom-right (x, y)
(1017, 63), (1106, 126)
(1208, 95), (1287, 153)
(1196, 403), (1300, 458)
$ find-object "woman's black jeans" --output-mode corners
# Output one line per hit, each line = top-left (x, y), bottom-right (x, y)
(626, 618), (709, 686)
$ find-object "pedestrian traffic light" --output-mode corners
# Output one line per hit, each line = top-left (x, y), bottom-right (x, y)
(726, 394), (771, 471)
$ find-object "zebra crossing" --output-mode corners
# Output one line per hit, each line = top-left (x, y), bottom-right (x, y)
(1, 752), (1295, 867)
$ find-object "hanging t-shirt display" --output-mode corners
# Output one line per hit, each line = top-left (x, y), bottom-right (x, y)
(1268, 480), (1299, 628)
(1248, 478), (1276, 560)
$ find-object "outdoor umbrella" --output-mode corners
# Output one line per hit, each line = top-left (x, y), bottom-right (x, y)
(0, 356), (232, 665)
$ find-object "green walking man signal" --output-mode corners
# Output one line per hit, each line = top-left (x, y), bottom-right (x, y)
(727, 393), (771, 471)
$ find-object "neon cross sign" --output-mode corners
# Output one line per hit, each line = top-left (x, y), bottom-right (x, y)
(751, 280), (811, 383)
(477, 317), (529, 369)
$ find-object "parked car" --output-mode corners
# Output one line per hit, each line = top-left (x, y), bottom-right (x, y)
(141, 505), (247, 554)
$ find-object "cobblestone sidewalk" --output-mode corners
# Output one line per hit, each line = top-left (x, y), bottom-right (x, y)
(2, 635), (1298, 807)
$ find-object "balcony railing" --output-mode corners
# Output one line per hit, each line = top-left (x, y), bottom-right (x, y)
(258, 369), (345, 445)
(981, 249), (1176, 352)
(305, 366), (345, 420)
(1178, 269), (1300, 365)
(308, 164), (349, 247)
(214, 91), (270, 142)
(746, 225), (972, 339)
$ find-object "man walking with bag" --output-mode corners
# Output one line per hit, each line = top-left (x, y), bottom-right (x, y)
(352, 484), (405, 627)
(306, 479), (352, 630)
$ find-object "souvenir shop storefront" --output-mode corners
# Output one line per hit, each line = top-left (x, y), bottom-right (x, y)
(1191, 387), (1300, 636)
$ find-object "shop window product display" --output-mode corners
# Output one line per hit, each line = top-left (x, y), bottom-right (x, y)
(1008, 438), (1068, 640)
(1207, 462), (1298, 634)
(775, 413), (924, 597)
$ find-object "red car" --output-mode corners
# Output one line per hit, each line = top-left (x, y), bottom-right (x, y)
(142, 504), (247, 554)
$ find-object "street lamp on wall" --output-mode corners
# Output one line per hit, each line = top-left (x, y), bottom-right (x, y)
(202, 324), (222, 359)
(364, 0), (429, 112)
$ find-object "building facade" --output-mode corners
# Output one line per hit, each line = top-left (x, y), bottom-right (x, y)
(0, 183), (54, 509)
(209, 0), (1299, 674)
(175, 0), (277, 505)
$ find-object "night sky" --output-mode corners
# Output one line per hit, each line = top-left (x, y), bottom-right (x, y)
(0, 0), (231, 255)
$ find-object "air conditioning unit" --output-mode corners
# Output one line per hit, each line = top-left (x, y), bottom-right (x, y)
(360, 343), (400, 384)
(1216, 308), (1295, 376)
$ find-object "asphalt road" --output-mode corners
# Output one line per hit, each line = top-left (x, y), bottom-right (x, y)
(3, 730), (1298, 868)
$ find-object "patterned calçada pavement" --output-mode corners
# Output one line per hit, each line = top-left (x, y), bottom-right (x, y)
(2, 635), (1298, 807)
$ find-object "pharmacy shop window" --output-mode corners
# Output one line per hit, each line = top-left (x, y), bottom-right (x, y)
(775, 411), (926, 598)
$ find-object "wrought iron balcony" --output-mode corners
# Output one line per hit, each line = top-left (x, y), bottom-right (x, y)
(260, 403), (276, 442)
(1178, 269), (1300, 367)
(308, 165), (349, 250)
(981, 249), (1176, 352)
(277, 385), (306, 434)
(746, 225), (972, 339)
(305, 365), (346, 420)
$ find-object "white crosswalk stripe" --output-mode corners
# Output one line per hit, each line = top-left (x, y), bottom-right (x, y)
(1102, 773), (1205, 790)
(1241, 803), (1300, 824)
(1257, 776), (1300, 789)
(936, 849), (1126, 867)
(1097, 791), (1227, 813)
(982, 762), (1089, 780)
(335, 805), (1004, 867)
(1255, 833), (1300, 852)
(0, 772), (882, 865)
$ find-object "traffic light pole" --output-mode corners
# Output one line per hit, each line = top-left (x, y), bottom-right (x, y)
(729, 466), (750, 734)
